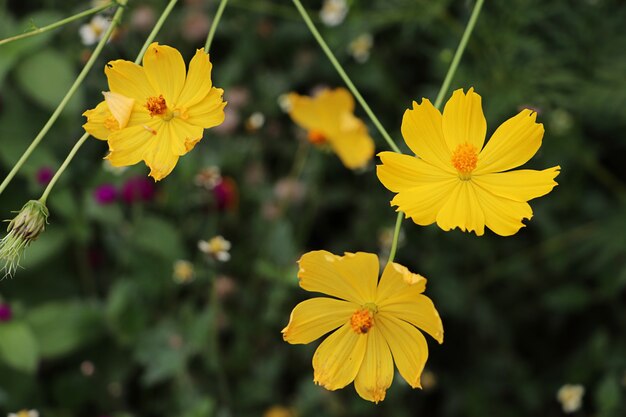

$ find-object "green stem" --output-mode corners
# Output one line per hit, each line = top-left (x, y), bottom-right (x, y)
(388, 0), (484, 263)
(204, 0), (229, 53)
(0, 1), (116, 46)
(291, 0), (401, 154)
(134, 0), (179, 64)
(433, 0), (484, 110)
(0, 2), (126, 197)
(39, 133), (89, 204)
(386, 212), (403, 263)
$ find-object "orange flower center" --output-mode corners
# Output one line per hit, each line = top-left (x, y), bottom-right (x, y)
(307, 129), (327, 145)
(451, 143), (478, 180)
(350, 308), (374, 335)
(146, 95), (168, 116)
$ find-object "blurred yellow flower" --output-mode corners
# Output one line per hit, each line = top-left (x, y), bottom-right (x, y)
(263, 405), (295, 417)
(556, 384), (585, 413)
(282, 251), (443, 403)
(377, 88), (560, 236)
(83, 42), (226, 181)
(172, 260), (195, 284)
(8, 410), (39, 417)
(198, 235), (231, 262)
(288, 88), (375, 170)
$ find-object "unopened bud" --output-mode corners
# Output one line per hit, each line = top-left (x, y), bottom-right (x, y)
(0, 200), (49, 278)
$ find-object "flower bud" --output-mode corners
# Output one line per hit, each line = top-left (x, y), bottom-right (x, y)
(0, 200), (49, 277)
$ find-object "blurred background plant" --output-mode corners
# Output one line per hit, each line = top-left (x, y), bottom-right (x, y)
(0, 0), (625, 416)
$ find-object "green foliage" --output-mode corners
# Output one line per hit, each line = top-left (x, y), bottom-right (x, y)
(1, 0), (626, 416)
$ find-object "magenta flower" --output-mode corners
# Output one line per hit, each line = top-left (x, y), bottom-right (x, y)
(93, 184), (118, 205)
(213, 177), (237, 211)
(0, 303), (12, 322)
(36, 167), (54, 185)
(121, 176), (156, 204)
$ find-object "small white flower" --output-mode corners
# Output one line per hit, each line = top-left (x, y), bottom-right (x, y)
(8, 410), (39, 417)
(277, 94), (292, 113)
(557, 384), (585, 413)
(198, 236), (231, 262)
(245, 112), (265, 131)
(79, 15), (111, 46)
(319, 0), (348, 27)
(348, 33), (374, 63)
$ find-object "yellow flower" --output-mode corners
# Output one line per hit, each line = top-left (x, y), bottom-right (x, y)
(198, 235), (231, 262)
(556, 384), (585, 413)
(377, 88), (560, 236)
(282, 251), (443, 403)
(83, 42), (226, 181)
(172, 260), (195, 284)
(288, 88), (375, 169)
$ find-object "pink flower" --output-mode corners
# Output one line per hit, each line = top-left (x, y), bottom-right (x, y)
(213, 177), (237, 211)
(93, 184), (118, 205)
(0, 303), (12, 322)
(121, 176), (155, 204)
(36, 167), (54, 185)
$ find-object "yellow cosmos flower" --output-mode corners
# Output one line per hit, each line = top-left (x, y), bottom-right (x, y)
(282, 250), (443, 403)
(83, 42), (226, 181)
(288, 88), (375, 169)
(377, 88), (560, 236)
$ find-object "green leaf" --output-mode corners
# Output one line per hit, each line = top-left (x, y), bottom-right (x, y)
(25, 301), (104, 359)
(15, 49), (84, 114)
(20, 227), (69, 270)
(133, 215), (184, 260)
(596, 375), (621, 417)
(0, 321), (39, 373)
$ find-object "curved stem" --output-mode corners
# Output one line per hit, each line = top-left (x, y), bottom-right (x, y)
(0, 2), (126, 197)
(386, 212), (403, 263)
(39, 133), (90, 204)
(291, 0), (401, 153)
(134, 0), (179, 64)
(204, 0), (229, 53)
(433, 0), (485, 110)
(0, 1), (115, 46)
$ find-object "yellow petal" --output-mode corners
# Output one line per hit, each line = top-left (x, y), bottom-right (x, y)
(83, 101), (114, 140)
(473, 184), (534, 236)
(312, 322), (367, 390)
(142, 43), (186, 105)
(377, 264), (443, 344)
(168, 118), (204, 156)
(400, 98), (454, 172)
(288, 88), (354, 137)
(102, 91), (134, 129)
(297, 251), (379, 304)
(354, 327), (394, 403)
(376, 262), (426, 302)
(143, 125), (180, 181)
(376, 314), (428, 389)
(377, 151), (453, 192)
(329, 122), (374, 169)
(186, 87), (226, 128)
(105, 59), (155, 102)
(281, 297), (356, 344)
(177, 49), (214, 108)
(475, 109), (544, 174)
(441, 87), (487, 152)
(106, 120), (161, 167)
(388, 178), (458, 226)
(436, 181), (486, 235)
(473, 167), (560, 202)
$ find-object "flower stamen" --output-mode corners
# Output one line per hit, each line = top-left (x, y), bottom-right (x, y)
(307, 129), (327, 145)
(350, 308), (374, 335)
(451, 143), (478, 180)
(146, 95), (167, 116)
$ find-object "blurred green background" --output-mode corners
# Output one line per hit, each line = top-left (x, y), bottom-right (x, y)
(0, 0), (625, 416)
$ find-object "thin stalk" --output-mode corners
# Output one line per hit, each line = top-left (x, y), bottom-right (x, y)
(39, 133), (89, 204)
(0, 1), (115, 46)
(291, 0), (401, 153)
(134, 0), (179, 64)
(433, 0), (484, 109)
(388, 0), (485, 263)
(0, 1), (126, 196)
(204, 0), (229, 53)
